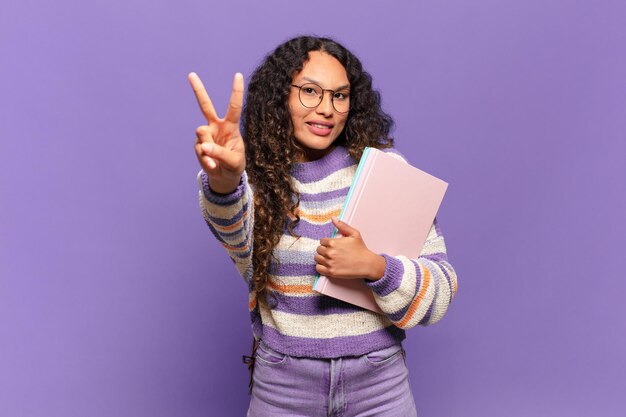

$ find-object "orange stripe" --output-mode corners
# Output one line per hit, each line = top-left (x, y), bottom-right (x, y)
(222, 241), (250, 252)
(213, 210), (248, 232)
(397, 265), (431, 328)
(296, 208), (341, 223)
(248, 297), (257, 311)
(452, 274), (458, 297)
(266, 280), (313, 295)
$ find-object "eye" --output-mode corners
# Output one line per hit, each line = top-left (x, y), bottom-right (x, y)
(334, 91), (350, 101)
(300, 84), (322, 97)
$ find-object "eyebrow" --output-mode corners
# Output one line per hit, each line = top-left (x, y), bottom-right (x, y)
(301, 77), (350, 91)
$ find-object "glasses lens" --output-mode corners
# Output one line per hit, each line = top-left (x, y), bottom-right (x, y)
(332, 89), (350, 113)
(299, 83), (323, 108)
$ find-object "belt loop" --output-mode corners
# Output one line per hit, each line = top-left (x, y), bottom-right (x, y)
(242, 338), (260, 394)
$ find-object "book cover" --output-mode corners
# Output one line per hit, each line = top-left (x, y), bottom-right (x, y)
(312, 147), (448, 313)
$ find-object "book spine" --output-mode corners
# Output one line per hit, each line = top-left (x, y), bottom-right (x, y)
(346, 149), (378, 223)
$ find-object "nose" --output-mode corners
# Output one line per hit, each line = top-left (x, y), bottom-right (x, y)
(316, 91), (334, 117)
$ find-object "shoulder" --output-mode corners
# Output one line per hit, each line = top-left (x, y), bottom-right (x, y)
(379, 147), (409, 164)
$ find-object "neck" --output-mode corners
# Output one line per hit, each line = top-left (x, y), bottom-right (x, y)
(297, 144), (337, 162)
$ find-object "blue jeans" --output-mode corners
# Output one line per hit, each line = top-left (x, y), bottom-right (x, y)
(247, 341), (418, 417)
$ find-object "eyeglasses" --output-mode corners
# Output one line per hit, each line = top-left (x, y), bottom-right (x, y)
(290, 83), (351, 114)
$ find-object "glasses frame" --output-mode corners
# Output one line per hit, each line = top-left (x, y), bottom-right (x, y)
(290, 83), (351, 114)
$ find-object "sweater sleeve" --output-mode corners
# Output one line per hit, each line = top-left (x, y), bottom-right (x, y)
(364, 218), (458, 328)
(363, 148), (458, 328)
(197, 170), (254, 282)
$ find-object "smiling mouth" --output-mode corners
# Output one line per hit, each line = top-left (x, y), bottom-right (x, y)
(306, 122), (333, 129)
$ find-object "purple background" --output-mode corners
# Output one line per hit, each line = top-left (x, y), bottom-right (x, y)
(2, 1), (625, 416)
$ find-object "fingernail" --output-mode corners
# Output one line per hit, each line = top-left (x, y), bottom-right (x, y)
(202, 143), (213, 153)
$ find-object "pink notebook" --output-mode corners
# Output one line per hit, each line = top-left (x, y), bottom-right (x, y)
(312, 147), (448, 313)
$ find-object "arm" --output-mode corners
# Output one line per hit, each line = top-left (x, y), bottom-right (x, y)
(198, 170), (254, 281)
(316, 217), (457, 329)
(364, 218), (458, 328)
(189, 72), (252, 281)
(314, 148), (457, 328)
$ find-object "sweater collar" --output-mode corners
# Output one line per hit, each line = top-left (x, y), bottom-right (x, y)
(290, 145), (355, 184)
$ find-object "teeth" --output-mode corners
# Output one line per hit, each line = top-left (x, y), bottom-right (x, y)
(310, 123), (331, 129)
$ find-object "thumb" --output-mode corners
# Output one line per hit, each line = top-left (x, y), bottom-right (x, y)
(332, 216), (359, 237)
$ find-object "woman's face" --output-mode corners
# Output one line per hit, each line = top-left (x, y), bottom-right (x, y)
(288, 51), (350, 162)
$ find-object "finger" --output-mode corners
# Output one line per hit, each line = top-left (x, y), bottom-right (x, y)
(200, 142), (242, 171)
(316, 245), (329, 256)
(314, 254), (330, 267)
(224, 73), (244, 124)
(195, 140), (217, 170)
(319, 238), (333, 248)
(316, 264), (330, 276)
(188, 72), (219, 123)
(196, 125), (214, 144)
(202, 155), (218, 170)
(332, 216), (359, 238)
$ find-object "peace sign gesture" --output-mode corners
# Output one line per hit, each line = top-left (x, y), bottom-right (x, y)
(189, 72), (246, 194)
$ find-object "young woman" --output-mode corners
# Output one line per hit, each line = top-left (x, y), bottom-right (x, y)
(189, 36), (458, 417)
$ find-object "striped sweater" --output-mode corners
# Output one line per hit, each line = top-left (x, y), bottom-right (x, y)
(198, 145), (458, 358)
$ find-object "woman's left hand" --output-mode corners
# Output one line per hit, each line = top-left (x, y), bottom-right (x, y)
(315, 217), (386, 281)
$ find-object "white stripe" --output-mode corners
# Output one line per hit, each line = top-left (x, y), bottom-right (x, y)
(273, 249), (316, 264)
(385, 151), (407, 163)
(373, 256), (417, 314)
(276, 234), (319, 252)
(408, 262), (436, 327)
(423, 261), (451, 325)
(291, 166), (356, 194)
(298, 196), (345, 213)
(420, 235), (446, 257)
(199, 190), (251, 220)
(258, 298), (392, 338)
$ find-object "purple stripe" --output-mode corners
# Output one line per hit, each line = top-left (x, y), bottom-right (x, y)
(418, 264), (439, 325)
(206, 221), (251, 258)
(433, 216), (442, 236)
(257, 322), (405, 358)
(366, 255), (404, 297)
(289, 219), (335, 241)
(204, 204), (248, 227)
(291, 146), (356, 183)
(436, 261), (455, 302)
(265, 291), (365, 316)
(421, 252), (448, 262)
(419, 304), (433, 325)
(219, 227), (247, 239)
(200, 171), (247, 204)
(386, 260), (423, 323)
(299, 186), (350, 202)
(269, 262), (315, 276)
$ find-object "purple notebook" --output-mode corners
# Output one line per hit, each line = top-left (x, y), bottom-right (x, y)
(312, 147), (448, 313)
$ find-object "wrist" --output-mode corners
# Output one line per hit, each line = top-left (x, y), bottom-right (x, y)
(366, 253), (386, 281)
(208, 175), (241, 195)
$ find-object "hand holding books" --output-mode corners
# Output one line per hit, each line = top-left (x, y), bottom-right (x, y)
(314, 216), (386, 281)
(312, 147), (449, 313)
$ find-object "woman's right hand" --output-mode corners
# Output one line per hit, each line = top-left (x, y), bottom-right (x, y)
(188, 72), (246, 194)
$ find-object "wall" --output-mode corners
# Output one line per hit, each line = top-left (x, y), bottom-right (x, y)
(1, 1), (625, 416)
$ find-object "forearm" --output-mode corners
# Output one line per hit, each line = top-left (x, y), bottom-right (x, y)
(365, 219), (458, 328)
(198, 170), (254, 278)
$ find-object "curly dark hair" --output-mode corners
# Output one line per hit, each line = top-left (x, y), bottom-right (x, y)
(242, 35), (394, 297)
